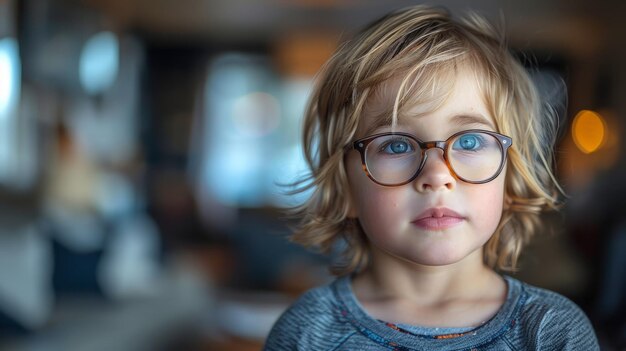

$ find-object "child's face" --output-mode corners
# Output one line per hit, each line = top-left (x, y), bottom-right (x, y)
(346, 67), (506, 268)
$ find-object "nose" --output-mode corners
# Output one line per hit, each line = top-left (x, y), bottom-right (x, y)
(414, 148), (456, 192)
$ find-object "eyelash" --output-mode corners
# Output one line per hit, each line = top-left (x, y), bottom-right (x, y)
(378, 138), (413, 153)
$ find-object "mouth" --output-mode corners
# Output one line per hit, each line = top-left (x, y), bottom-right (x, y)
(411, 207), (465, 231)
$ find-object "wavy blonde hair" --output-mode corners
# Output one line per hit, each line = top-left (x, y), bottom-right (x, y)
(289, 5), (562, 275)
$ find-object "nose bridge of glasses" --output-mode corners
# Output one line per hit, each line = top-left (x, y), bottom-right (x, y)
(420, 141), (448, 165)
(421, 140), (448, 152)
(420, 140), (453, 173)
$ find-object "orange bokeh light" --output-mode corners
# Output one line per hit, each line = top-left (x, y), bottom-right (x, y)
(572, 110), (606, 154)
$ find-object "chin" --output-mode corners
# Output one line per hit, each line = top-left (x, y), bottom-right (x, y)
(408, 248), (472, 267)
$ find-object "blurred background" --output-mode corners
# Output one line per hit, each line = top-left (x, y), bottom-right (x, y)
(0, 0), (625, 350)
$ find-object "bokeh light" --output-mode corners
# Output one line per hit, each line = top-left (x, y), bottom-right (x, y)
(79, 31), (119, 95)
(572, 109), (606, 154)
(232, 92), (281, 137)
(0, 38), (20, 117)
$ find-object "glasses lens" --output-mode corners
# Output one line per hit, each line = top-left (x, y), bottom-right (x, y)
(364, 134), (422, 185)
(447, 132), (503, 182)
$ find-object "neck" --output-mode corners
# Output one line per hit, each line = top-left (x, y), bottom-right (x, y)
(350, 246), (507, 328)
(353, 246), (498, 306)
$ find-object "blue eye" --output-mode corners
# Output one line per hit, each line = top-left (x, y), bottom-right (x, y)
(382, 139), (413, 154)
(453, 134), (483, 151)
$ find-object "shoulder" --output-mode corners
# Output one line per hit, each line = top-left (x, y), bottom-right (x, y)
(520, 281), (590, 326)
(510, 278), (599, 350)
(275, 281), (338, 323)
(263, 278), (354, 350)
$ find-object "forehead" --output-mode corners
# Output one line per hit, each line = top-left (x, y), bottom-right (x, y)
(357, 63), (495, 137)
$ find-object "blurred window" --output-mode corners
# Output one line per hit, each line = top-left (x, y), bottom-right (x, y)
(79, 31), (119, 96)
(197, 53), (313, 208)
(0, 37), (31, 188)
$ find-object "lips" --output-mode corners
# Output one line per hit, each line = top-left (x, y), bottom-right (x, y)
(412, 207), (465, 230)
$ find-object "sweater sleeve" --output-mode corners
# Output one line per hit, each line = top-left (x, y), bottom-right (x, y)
(534, 296), (600, 350)
(262, 285), (350, 351)
(262, 304), (301, 351)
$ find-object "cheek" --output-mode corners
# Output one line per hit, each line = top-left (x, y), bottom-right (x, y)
(464, 177), (505, 231)
(347, 161), (407, 234)
(358, 198), (408, 249)
(362, 190), (405, 220)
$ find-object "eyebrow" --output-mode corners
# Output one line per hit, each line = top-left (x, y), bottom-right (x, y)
(362, 112), (495, 138)
(448, 113), (496, 130)
(362, 112), (395, 138)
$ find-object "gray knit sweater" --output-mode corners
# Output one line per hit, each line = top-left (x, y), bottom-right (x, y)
(264, 275), (599, 350)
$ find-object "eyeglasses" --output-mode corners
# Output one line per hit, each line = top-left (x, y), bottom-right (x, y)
(351, 129), (512, 186)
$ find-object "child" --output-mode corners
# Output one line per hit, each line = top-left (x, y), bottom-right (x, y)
(264, 5), (599, 350)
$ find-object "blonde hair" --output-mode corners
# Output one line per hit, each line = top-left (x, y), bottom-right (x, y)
(290, 5), (561, 275)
